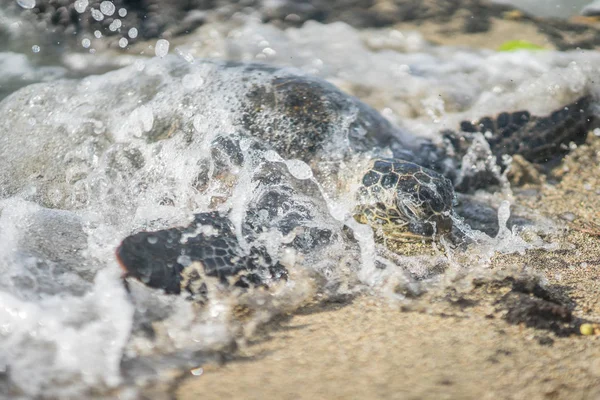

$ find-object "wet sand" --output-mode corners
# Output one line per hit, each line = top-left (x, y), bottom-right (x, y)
(174, 16), (600, 399)
(174, 134), (600, 400)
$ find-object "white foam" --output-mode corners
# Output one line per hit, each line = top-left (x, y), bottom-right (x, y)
(448, 201), (557, 267)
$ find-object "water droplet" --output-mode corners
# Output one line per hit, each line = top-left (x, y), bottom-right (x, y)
(109, 19), (122, 31)
(264, 150), (283, 162)
(31, 45), (40, 53)
(100, 0), (115, 16)
(81, 38), (91, 48)
(155, 39), (170, 58)
(91, 8), (104, 21)
(74, 0), (88, 13)
(16, 0), (35, 9)
(128, 27), (138, 39)
(94, 30), (102, 39)
(118, 38), (128, 48)
(176, 49), (194, 63)
(147, 236), (158, 244)
(285, 159), (313, 180)
(262, 47), (276, 56)
(118, 7), (127, 17)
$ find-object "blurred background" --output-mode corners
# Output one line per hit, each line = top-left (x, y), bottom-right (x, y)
(493, 0), (591, 18)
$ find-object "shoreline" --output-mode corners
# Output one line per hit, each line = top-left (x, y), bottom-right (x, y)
(174, 135), (600, 399)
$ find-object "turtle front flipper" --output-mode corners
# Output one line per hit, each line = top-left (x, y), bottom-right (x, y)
(461, 95), (596, 164)
(441, 95), (597, 191)
(116, 212), (287, 296)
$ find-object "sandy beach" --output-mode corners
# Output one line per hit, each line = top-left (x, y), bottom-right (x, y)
(174, 138), (600, 400)
(174, 18), (600, 400)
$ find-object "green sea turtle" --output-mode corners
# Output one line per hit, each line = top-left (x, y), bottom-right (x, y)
(116, 63), (595, 296)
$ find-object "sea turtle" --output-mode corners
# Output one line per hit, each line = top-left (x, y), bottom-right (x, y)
(116, 62), (595, 297)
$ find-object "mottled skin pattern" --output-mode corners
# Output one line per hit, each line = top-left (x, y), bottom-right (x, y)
(116, 212), (287, 297)
(355, 159), (454, 239)
(455, 96), (593, 164)
(448, 96), (594, 192)
(116, 68), (597, 295)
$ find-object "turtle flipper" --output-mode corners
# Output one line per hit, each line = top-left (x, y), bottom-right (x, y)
(461, 96), (596, 163)
(439, 96), (596, 191)
(116, 226), (186, 294)
(116, 212), (287, 296)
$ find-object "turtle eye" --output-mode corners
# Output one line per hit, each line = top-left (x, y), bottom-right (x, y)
(395, 195), (421, 221)
(418, 184), (445, 213)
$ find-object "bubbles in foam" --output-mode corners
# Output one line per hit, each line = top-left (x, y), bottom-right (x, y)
(0, 199), (134, 397)
(182, 73), (205, 90)
(113, 103), (155, 141)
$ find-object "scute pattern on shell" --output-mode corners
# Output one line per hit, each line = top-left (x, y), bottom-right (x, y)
(117, 211), (287, 296)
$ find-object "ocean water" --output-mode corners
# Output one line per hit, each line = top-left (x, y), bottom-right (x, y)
(492, 0), (590, 17)
(0, 2), (598, 398)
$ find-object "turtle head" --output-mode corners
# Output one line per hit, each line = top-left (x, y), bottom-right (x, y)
(354, 159), (454, 239)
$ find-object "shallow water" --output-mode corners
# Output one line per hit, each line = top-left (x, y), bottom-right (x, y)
(0, 2), (598, 398)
